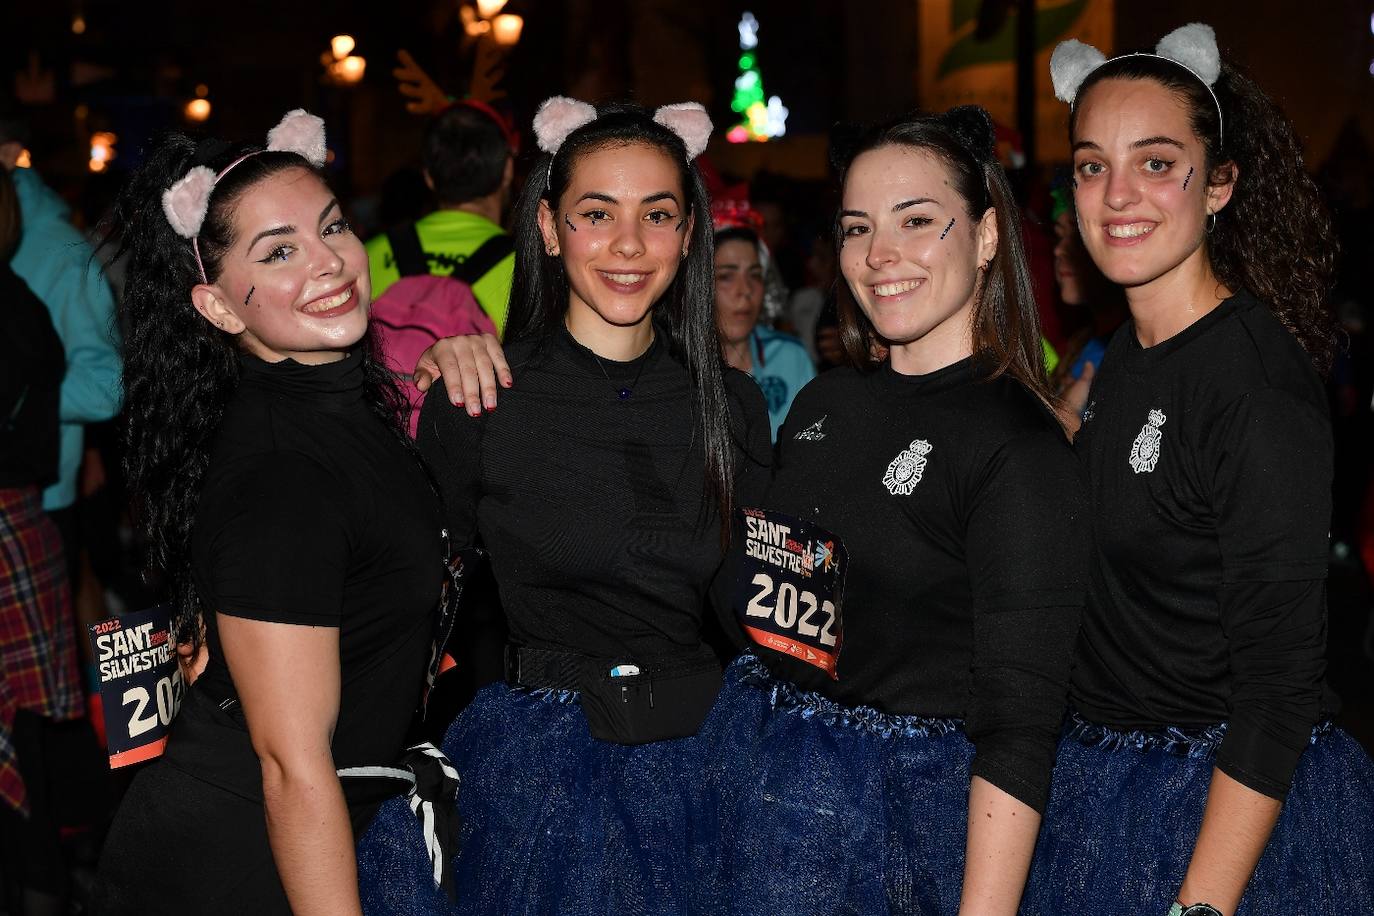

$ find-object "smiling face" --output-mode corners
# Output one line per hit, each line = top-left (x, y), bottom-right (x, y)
(538, 141), (691, 334)
(1070, 76), (1233, 292)
(838, 144), (997, 361)
(714, 236), (764, 346)
(191, 166), (369, 364)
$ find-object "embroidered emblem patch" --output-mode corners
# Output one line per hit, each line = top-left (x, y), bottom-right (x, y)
(794, 415), (827, 441)
(1129, 408), (1166, 474)
(882, 439), (932, 495)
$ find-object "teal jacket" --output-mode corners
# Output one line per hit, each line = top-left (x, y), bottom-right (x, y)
(11, 168), (122, 510)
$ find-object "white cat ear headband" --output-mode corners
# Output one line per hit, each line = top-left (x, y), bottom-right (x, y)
(531, 96), (712, 190)
(1050, 22), (1223, 146)
(162, 109), (328, 282)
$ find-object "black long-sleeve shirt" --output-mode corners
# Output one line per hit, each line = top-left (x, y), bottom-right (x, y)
(416, 327), (771, 662)
(1071, 290), (1334, 800)
(754, 356), (1088, 813)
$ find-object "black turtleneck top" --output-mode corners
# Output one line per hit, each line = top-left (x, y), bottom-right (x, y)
(417, 327), (771, 663)
(758, 356), (1088, 813)
(167, 352), (443, 830)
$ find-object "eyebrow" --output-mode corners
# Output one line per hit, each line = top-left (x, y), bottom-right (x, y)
(246, 199), (341, 251)
(1072, 136), (1186, 153)
(839, 197), (938, 219)
(1131, 136), (1185, 150)
(247, 224), (295, 250)
(574, 191), (681, 206)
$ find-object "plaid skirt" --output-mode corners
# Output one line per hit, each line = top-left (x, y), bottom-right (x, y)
(0, 486), (82, 814)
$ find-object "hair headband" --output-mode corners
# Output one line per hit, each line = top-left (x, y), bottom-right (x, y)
(162, 108), (328, 282)
(1050, 22), (1223, 147)
(531, 96), (713, 191)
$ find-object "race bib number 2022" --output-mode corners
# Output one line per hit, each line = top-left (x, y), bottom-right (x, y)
(88, 607), (184, 768)
(733, 508), (848, 679)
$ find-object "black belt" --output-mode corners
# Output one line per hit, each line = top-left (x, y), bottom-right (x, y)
(503, 644), (718, 692)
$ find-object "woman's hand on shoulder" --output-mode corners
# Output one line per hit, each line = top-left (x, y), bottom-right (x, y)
(413, 333), (511, 417)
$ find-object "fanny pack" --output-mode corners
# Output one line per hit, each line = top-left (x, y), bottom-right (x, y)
(504, 644), (721, 745)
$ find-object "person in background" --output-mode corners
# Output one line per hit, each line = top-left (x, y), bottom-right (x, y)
(0, 102), (121, 562)
(1047, 183), (1126, 399)
(366, 101), (517, 334)
(713, 203), (815, 441)
(785, 230), (837, 366)
(0, 158), (83, 916)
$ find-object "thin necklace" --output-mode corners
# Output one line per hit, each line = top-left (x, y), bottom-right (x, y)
(591, 334), (656, 401)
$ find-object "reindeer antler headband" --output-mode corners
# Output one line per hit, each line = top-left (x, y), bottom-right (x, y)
(531, 97), (713, 190)
(1050, 23), (1223, 147)
(162, 109), (328, 282)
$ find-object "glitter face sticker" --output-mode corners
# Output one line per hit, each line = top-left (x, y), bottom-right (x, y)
(1182, 165), (1194, 191)
(939, 218), (956, 240)
(564, 213), (577, 232)
(243, 285), (255, 307)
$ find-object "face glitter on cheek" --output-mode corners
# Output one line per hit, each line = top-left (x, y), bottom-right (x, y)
(243, 285), (255, 307)
(1182, 166), (1194, 191)
(939, 218), (956, 240)
(564, 213), (577, 232)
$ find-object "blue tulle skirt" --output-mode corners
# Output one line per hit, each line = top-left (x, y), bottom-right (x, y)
(356, 683), (715, 916)
(700, 655), (973, 916)
(1022, 713), (1374, 914)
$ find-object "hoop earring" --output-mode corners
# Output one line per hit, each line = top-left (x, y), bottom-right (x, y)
(1206, 211), (1217, 234)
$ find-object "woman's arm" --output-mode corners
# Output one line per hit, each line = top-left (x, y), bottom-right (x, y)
(1174, 769), (1282, 913)
(413, 333), (510, 416)
(960, 776), (1041, 915)
(218, 615), (361, 916)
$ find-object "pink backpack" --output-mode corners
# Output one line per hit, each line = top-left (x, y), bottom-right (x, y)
(371, 225), (506, 435)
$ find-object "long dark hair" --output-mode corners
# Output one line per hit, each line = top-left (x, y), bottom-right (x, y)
(103, 133), (412, 647)
(833, 106), (1053, 405)
(505, 102), (736, 532)
(1072, 55), (1339, 375)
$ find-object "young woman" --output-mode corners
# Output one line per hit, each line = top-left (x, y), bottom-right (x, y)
(713, 220), (815, 440)
(1024, 24), (1374, 916)
(354, 99), (771, 916)
(94, 112), (445, 916)
(695, 107), (1087, 916)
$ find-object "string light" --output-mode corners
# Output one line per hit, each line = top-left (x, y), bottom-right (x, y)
(728, 11), (787, 143)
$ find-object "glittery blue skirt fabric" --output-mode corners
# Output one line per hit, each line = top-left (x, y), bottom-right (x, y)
(699, 654), (973, 916)
(355, 683), (715, 916)
(1021, 712), (1374, 915)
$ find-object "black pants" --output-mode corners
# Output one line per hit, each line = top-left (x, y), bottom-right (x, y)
(94, 762), (290, 916)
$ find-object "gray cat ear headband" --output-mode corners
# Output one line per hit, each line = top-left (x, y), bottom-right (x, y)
(1050, 22), (1223, 146)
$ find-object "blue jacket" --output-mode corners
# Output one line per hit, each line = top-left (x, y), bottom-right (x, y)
(749, 326), (815, 441)
(11, 168), (122, 510)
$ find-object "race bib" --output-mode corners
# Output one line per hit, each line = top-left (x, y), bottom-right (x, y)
(88, 607), (184, 768)
(733, 508), (847, 679)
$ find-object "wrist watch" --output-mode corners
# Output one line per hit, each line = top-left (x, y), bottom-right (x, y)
(1168, 904), (1224, 916)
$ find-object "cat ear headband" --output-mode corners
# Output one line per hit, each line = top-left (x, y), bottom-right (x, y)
(162, 108), (328, 282)
(1050, 22), (1222, 146)
(532, 96), (712, 190)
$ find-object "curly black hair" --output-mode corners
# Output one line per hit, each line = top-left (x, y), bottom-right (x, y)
(102, 134), (414, 647)
(1073, 56), (1340, 375)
